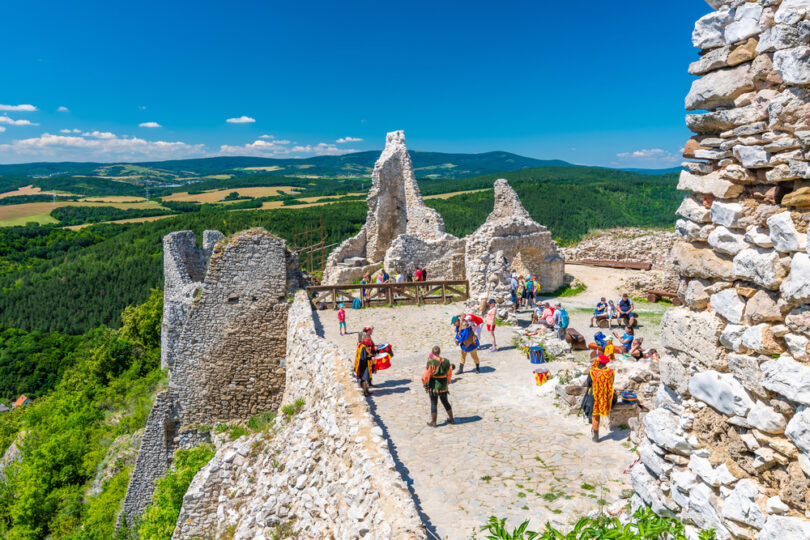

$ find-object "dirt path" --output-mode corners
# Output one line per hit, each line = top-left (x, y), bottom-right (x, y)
(315, 302), (639, 539)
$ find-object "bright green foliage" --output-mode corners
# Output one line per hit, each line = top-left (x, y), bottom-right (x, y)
(247, 410), (277, 432)
(281, 398), (305, 421)
(477, 507), (716, 539)
(137, 445), (215, 540)
(0, 290), (165, 539)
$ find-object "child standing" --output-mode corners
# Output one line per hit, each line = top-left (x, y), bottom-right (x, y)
(337, 303), (347, 335)
(486, 299), (498, 352)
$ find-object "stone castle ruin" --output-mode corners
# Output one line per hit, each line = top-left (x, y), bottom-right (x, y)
(323, 130), (565, 296)
(633, 1), (810, 537)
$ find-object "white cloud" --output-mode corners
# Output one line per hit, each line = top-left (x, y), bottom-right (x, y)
(57, 106), (69, 112)
(0, 115), (38, 126)
(0, 127), (5, 133)
(226, 115), (256, 124)
(0, 104), (37, 112)
(259, 134), (273, 139)
(60, 128), (81, 134)
(291, 142), (355, 156)
(616, 148), (680, 164)
(139, 121), (162, 128)
(0, 131), (206, 163)
(218, 139), (347, 158)
(336, 136), (363, 143)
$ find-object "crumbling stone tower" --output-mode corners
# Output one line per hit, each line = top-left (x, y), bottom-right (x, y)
(634, 1), (810, 538)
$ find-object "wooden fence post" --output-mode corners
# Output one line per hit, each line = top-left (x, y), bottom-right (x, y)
(387, 284), (393, 306)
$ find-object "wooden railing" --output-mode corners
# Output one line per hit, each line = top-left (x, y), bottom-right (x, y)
(568, 259), (653, 271)
(306, 280), (470, 308)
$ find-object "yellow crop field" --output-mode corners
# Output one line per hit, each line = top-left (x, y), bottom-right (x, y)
(0, 185), (78, 199)
(241, 166), (282, 172)
(162, 186), (301, 203)
(79, 196), (148, 203)
(423, 188), (490, 200)
(0, 200), (166, 227)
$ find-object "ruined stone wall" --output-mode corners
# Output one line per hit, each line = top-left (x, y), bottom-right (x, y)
(170, 228), (298, 426)
(466, 179), (565, 305)
(172, 292), (425, 539)
(635, 1), (810, 537)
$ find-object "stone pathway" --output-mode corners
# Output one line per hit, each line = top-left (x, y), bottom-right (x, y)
(316, 300), (643, 539)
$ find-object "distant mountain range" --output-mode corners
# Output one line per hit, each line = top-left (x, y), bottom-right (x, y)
(0, 151), (679, 182)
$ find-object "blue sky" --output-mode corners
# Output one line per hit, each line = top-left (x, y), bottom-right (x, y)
(0, 1), (711, 167)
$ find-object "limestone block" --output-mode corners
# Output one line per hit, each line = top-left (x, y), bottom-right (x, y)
(761, 356), (810, 405)
(677, 171), (744, 198)
(711, 200), (746, 228)
(760, 515), (810, 540)
(676, 219), (713, 242)
(689, 370), (754, 417)
(733, 248), (788, 290)
(769, 88), (810, 133)
(687, 104), (768, 133)
(774, 46), (810, 85)
(745, 290), (782, 324)
(758, 22), (810, 53)
(685, 278), (711, 309)
(748, 401), (787, 434)
(685, 64), (754, 111)
(784, 332), (810, 359)
(630, 462), (674, 517)
(733, 145), (770, 168)
(654, 383), (684, 414)
(728, 353), (766, 397)
(728, 37), (759, 65)
(676, 195), (711, 223)
(659, 353), (691, 395)
(689, 46), (732, 75)
(767, 163), (801, 182)
(689, 454), (737, 487)
(639, 441), (673, 477)
(643, 408), (696, 454)
(785, 406), (810, 455)
(775, 0), (810, 25)
(724, 3), (764, 44)
(767, 211), (805, 252)
(721, 325), (749, 352)
(786, 305), (810, 337)
(684, 482), (731, 540)
(765, 496), (789, 515)
(741, 323), (784, 355)
(744, 225), (773, 248)
(721, 479), (766, 530)
(672, 242), (734, 280)
(693, 9), (734, 49)
(710, 287), (746, 323)
(661, 308), (725, 368)
(780, 252), (810, 303)
(708, 226), (751, 255)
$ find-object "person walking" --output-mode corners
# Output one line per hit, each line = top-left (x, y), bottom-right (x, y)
(510, 273), (519, 310)
(354, 331), (376, 397)
(337, 303), (347, 335)
(423, 346), (455, 427)
(453, 315), (480, 374)
(553, 302), (568, 341)
(486, 299), (498, 352)
(586, 354), (615, 442)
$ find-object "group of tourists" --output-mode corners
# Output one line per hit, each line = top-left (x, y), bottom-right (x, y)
(590, 293), (637, 328)
(510, 271), (540, 309)
(530, 301), (569, 341)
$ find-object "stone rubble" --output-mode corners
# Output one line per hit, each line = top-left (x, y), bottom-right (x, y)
(637, 1), (810, 536)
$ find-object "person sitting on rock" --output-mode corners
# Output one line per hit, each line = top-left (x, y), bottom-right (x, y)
(613, 326), (634, 354)
(607, 300), (618, 327)
(629, 336), (644, 360)
(617, 294), (637, 327)
(590, 297), (609, 327)
(540, 303), (555, 328)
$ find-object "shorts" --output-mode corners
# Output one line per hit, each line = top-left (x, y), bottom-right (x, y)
(593, 310), (606, 317)
(487, 324), (495, 331)
(339, 321), (346, 330)
(621, 312), (637, 319)
(510, 291), (517, 303)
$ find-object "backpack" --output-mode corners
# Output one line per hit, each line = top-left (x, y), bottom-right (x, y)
(559, 308), (569, 328)
(352, 298), (362, 309)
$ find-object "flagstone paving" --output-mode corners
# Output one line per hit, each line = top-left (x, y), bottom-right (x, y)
(316, 297), (647, 539)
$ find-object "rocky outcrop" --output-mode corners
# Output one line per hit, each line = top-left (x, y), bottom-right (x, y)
(466, 179), (564, 305)
(172, 292), (424, 539)
(323, 131), (461, 284)
(637, 1), (810, 536)
(561, 228), (679, 271)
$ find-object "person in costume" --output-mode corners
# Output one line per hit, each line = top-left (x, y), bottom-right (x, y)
(355, 331), (376, 397)
(452, 315), (480, 374)
(586, 354), (615, 442)
(424, 346), (455, 427)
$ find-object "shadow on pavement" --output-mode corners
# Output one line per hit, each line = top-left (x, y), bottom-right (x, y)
(453, 415), (483, 425)
(373, 378), (411, 388)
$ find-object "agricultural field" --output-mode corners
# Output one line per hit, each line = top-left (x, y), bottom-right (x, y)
(0, 200), (166, 226)
(0, 185), (76, 198)
(161, 186), (301, 202)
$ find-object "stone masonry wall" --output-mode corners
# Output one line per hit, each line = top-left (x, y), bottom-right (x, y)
(635, 1), (810, 538)
(170, 228), (299, 426)
(172, 292), (425, 539)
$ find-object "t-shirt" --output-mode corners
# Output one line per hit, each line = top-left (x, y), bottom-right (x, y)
(619, 298), (633, 313)
(595, 302), (606, 314)
(622, 332), (634, 348)
(383, 273), (389, 282)
(486, 307), (497, 326)
(542, 308), (554, 326)
(415, 269), (423, 281)
(396, 273), (405, 283)
(466, 314), (484, 326)
(337, 309), (346, 322)
(511, 277), (519, 291)
(526, 280), (534, 291)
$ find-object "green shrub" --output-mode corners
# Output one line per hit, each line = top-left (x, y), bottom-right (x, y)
(137, 444), (215, 539)
(247, 410), (277, 432)
(281, 398), (305, 421)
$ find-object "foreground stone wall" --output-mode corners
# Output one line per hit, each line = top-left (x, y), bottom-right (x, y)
(635, 1), (810, 537)
(173, 292), (425, 539)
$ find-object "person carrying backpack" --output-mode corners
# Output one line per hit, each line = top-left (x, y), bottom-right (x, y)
(423, 346), (455, 427)
(452, 315), (480, 374)
(554, 302), (569, 341)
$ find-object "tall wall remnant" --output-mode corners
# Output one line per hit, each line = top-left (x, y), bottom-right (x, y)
(118, 228), (298, 528)
(636, 1), (810, 538)
(323, 130), (465, 283)
(466, 179), (565, 305)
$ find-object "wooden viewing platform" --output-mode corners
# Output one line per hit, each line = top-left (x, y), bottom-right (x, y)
(306, 280), (470, 308)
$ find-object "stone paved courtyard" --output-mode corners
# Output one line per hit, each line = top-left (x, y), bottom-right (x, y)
(314, 278), (662, 539)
